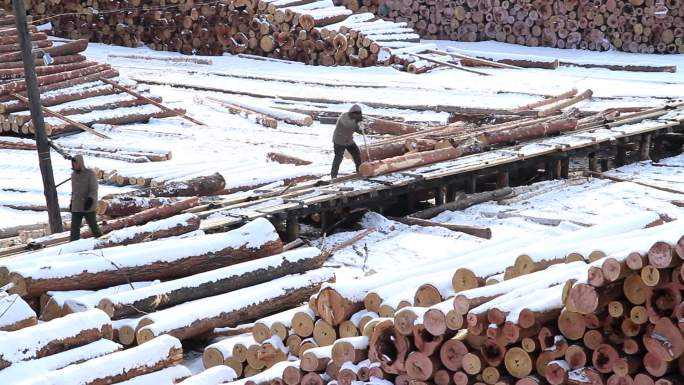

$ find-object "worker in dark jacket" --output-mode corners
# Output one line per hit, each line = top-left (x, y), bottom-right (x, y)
(331, 104), (364, 179)
(69, 155), (102, 241)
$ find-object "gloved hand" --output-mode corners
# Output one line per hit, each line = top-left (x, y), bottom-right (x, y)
(85, 197), (93, 211)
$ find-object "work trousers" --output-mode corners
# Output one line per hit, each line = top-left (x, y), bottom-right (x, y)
(331, 142), (362, 179)
(70, 211), (102, 241)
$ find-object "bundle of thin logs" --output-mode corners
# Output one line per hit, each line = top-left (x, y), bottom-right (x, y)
(353, 89), (589, 177)
(0, 20), (179, 137)
(0, 0), (422, 68)
(372, 0), (684, 54)
(211, 216), (684, 385)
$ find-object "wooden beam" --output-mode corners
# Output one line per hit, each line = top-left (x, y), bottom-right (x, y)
(98, 77), (206, 126)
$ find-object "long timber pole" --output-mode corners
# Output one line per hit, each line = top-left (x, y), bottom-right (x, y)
(13, 0), (64, 234)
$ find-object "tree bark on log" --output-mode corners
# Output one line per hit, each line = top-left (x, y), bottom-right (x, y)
(0, 39), (89, 64)
(98, 247), (323, 319)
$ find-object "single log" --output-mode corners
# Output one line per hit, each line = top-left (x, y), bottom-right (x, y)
(116, 366), (192, 384)
(331, 336), (368, 364)
(0, 339), (123, 381)
(313, 319), (337, 346)
(46, 335), (183, 385)
(301, 344), (333, 372)
(512, 89), (579, 112)
(0, 294), (36, 331)
(96, 197), (180, 217)
(177, 365), (238, 384)
(358, 142), (407, 163)
(9, 218), (283, 297)
(360, 146), (463, 177)
(412, 188), (512, 219)
(537, 91), (594, 117)
(0, 309), (112, 369)
(363, 118), (419, 136)
(390, 216), (491, 239)
(136, 269), (333, 343)
(439, 332), (469, 372)
(100, 248), (321, 319)
(119, 172), (225, 198)
(643, 317), (684, 361)
(406, 351), (442, 381)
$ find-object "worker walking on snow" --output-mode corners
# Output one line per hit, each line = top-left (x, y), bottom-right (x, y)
(69, 155), (102, 241)
(331, 104), (364, 179)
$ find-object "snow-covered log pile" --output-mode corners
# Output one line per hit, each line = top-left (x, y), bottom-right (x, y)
(1, 1), (423, 69)
(199, 214), (684, 384)
(1, 217), (284, 298)
(354, 96), (684, 177)
(370, 0), (684, 55)
(0, 19), (181, 138)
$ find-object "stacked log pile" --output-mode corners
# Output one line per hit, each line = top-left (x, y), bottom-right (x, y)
(209, 214), (684, 385)
(0, 13), (180, 137)
(0, 1), (424, 68)
(373, 0), (684, 54)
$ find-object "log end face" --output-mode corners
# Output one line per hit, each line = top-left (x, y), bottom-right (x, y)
(452, 269), (479, 293)
(202, 348), (225, 369)
(647, 241), (674, 269)
(566, 283), (599, 314)
(136, 326), (155, 345)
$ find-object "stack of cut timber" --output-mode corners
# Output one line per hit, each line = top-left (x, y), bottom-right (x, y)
(214, 216), (684, 384)
(0, 26), (181, 137)
(354, 95), (684, 177)
(372, 0), (684, 54)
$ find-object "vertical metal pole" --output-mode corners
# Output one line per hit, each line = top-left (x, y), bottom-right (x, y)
(13, 0), (63, 233)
